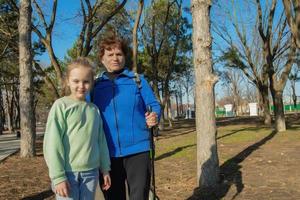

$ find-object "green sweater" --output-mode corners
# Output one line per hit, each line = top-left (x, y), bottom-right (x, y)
(43, 96), (110, 185)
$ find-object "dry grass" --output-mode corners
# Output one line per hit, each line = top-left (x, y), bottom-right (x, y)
(0, 114), (300, 200)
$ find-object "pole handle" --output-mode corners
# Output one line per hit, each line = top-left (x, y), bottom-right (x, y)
(147, 105), (152, 113)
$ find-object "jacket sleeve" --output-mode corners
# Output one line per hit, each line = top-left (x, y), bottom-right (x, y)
(140, 76), (161, 120)
(98, 117), (111, 174)
(43, 101), (67, 185)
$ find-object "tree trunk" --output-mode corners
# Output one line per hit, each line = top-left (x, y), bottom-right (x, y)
(132, 0), (144, 73)
(151, 56), (160, 102)
(4, 86), (13, 132)
(44, 41), (64, 95)
(19, 0), (36, 157)
(270, 89), (286, 132)
(167, 92), (173, 127)
(13, 85), (20, 129)
(179, 85), (183, 115)
(186, 85), (190, 113)
(259, 84), (271, 125)
(191, 0), (219, 189)
(291, 81), (297, 108)
(175, 93), (179, 119)
(0, 89), (3, 135)
(158, 104), (165, 131)
(0, 115), (2, 135)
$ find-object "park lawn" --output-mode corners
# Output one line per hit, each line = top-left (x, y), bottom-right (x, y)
(0, 115), (300, 200)
(155, 116), (300, 200)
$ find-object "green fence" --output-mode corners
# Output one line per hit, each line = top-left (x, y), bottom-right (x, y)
(215, 107), (226, 117)
(270, 104), (300, 112)
(216, 104), (300, 118)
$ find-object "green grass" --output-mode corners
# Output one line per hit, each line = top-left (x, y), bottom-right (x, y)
(217, 126), (272, 143)
(156, 123), (300, 161)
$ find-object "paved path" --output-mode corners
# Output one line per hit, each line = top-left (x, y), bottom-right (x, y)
(0, 134), (20, 162)
(0, 132), (44, 162)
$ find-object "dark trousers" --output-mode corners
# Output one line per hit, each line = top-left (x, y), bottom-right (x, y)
(100, 151), (151, 200)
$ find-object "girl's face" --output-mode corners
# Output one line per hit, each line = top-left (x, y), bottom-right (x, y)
(101, 47), (125, 72)
(67, 66), (93, 101)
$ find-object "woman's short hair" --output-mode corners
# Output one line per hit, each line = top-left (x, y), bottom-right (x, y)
(98, 35), (128, 59)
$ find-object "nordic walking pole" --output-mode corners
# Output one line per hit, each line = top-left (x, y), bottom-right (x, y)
(147, 105), (156, 200)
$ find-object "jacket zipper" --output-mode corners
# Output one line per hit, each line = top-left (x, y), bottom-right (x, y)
(112, 80), (122, 156)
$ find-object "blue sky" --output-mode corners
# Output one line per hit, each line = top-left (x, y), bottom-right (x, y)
(36, 0), (191, 64)
(34, 0), (82, 64)
(34, 0), (298, 102)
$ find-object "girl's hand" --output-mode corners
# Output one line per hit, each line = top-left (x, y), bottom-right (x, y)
(55, 180), (70, 197)
(145, 112), (158, 128)
(102, 173), (111, 191)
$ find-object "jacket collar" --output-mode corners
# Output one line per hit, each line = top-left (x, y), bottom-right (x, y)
(97, 68), (135, 80)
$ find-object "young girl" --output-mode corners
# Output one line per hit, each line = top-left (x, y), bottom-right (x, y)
(43, 57), (111, 199)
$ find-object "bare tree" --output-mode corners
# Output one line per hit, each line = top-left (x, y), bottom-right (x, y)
(192, 0), (219, 190)
(19, 0), (35, 157)
(140, 0), (188, 129)
(256, 0), (296, 132)
(289, 66), (300, 107)
(161, 0), (183, 127)
(132, 0), (144, 73)
(220, 68), (244, 116)
(181, 66), (194, 116)
(140, 0), (174, 99)
(76, 0), (127, 57)
(282, 0), (300, 48)
(9, 0), (127, 98)
(213, 1), (272, 125)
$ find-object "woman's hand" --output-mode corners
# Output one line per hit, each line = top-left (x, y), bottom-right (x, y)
(102, 173), (111, 191)
(145, 112), (158, 128)
(55, 180), (70, 197)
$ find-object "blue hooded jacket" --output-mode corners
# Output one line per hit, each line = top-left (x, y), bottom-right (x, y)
(91, 68), (161, 157)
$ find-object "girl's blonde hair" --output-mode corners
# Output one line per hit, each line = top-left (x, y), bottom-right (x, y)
(64, 57), (95, 95)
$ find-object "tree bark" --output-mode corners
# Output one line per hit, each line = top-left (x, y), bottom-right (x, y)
(192, 0), (219, 189)
(270, 90), (286, 132)
(19, 0), (35, 157)
(258, 84), (271, 125)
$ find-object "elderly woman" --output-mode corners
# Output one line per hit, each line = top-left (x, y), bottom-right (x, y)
(91, 35), (161, 200)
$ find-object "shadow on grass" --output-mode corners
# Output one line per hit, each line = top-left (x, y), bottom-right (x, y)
(158, 117), (271, 141)
(155, 144), (195, 161)
(187, 130), (277, 200)
(21, 189), (54, 200)
(158, 129), (196, 140)
(216, 116), (266, 127)
(156, 127), (270, 162)
(217, 128), (248, 140)
(217, 126), (268, 140)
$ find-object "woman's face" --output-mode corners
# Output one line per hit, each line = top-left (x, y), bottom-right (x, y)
(101, 47), (125, 72)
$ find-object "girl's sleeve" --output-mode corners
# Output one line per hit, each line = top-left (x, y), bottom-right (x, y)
(98, 117), (111, 174)
(43, 101), (67, 185)
(99, 117), (110, 174)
